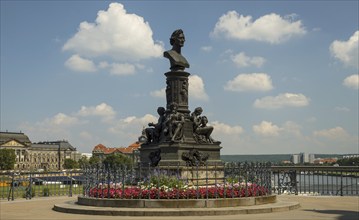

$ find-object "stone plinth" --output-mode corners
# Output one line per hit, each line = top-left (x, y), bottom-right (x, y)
(165, 71), (190, 116)
(139, 141), (222, 165)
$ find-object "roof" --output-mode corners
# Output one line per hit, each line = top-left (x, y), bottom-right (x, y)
(92, 144), (123, 154)
(0, 131), (32, 146)
(92, 142), (141, 155)
(32, 141), (76, 151)
(117, 142), (141, 154)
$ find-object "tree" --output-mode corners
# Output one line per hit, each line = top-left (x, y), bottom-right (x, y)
(337, 157), (359, 166)
(102, 153), (132, 168)
(0, 149), (16, 170)
(78, 156), (89, 168)
(89, 155), (101, 165)
(63, 158), (79, 169)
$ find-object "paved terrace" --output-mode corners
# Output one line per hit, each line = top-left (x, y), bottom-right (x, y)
(1, 195), (358, 220)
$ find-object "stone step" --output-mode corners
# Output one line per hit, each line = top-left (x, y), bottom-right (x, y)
(53, 199), (300, 216)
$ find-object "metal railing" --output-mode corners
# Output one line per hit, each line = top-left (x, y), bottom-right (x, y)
(272, 166), (359, 196)
(0, 170), (84, 200)
(1, 164), (358, 200)
(82, 162), (271, 200)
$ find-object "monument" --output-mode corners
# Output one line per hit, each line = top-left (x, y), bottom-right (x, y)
(139, 29), (222, 166)
(53, 30), (287, 217)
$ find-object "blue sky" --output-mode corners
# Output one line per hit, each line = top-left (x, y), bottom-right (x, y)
(1, 1), (358, 155)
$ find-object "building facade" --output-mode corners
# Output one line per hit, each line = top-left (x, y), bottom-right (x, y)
(92, 132), (145, 164)
(0, 131), (79, 171)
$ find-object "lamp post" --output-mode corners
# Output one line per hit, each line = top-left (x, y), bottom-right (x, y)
(57, 143), (61, 171)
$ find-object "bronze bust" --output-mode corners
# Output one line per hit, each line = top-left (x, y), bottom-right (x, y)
(164, 29), (190, 71)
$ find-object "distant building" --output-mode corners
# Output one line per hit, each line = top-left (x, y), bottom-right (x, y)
(314, 158), (337, 164)
(92, 131), (146, 164)
(92, 144), (123, 160)
(309, 154), (315, 164)
(291, 153), (316, 164)
(291, 154), (300, 164)
(0, 131), (79, 171)
(301, 152), (309, 163)
(81, 153), (92, 159)
(343, 155), (359, 159)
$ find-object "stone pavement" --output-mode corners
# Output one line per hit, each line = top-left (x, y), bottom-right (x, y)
(1, 195), (358, 220)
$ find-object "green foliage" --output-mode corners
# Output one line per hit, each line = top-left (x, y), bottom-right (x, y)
(89, 155), (101, 165)
(337, 157), (359, 166)
(149, 174), (185, 189)
(63, 158), (79, 169)
(0, 149), (16, 170)
(22, 186), (35, 198)
(102, 153), (132, 168)
(78, 156), (90, 168)
(42, 187), (50, 196)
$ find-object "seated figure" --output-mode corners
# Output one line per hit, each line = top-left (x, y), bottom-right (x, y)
(191, 107), (215, 144)
(195, 116), (215, 143)
(164, 102), (184, 142)
(145, 107), (166, 144)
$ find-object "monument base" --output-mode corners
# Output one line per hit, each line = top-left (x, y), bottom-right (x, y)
(139, 141), (222, 165)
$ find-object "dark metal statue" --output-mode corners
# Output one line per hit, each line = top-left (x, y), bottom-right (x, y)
(145, 107), (166, 144)
(163, 102), (185, 142)
(191, 107), (215, 144)
(149, 149), (161, 167)
(182, 149), (209, 166)
(163, 29), (190, 71)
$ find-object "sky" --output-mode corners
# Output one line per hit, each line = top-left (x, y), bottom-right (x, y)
(1, 1), (358, 155)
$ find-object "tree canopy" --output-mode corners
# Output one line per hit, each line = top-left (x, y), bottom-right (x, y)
(63, 158), (79, 169)
(337, 157), (359, 166)
(102, 153), (132, 168)
(0, 149), (16, 170)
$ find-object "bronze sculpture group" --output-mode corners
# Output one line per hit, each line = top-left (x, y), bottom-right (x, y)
(140, 29), (221, 166)
(145, 104), (215, 144)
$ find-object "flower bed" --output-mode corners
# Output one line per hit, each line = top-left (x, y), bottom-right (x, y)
(89, 182), (268, 199)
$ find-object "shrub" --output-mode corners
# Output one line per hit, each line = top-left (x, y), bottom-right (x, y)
(42, 187), (50, 197)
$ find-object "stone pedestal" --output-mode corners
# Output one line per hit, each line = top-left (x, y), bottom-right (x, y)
(139, 69), (223, 167)
(140, 142), (222, 165)
(165, 71), (190, 116)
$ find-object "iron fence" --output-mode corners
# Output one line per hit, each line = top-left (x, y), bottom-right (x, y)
(0, 170), (84, 200)
(1, 164), (358, 201)
(272, 166), (359, 196)
(82, 162), (272, 200)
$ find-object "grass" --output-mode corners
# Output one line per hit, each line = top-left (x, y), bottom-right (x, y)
(0, 184), (83, 200)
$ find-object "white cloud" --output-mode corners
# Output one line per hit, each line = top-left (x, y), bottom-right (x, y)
(211, 121), (244, 135)
(109, 63), (136, 76)
(253, 120), (303, 138)
(108, 114), (157, 140)
(201, 46), (213, 52)
(330, 31), (359, 68)
(224, 73), (273, 92)
(63, 2), (164, 61)
(282, 121), (303, 137)
(343, 74), (359, 89)
(19, 113), (81, 143)
(189, 75), (209, 101)
(254, 93), (310, 109)
(211, 11), (306, 44)
(253, 121), (281, 137)
(313, 127), (350, 140)
(77, 103), (116, 122)
(64, 54), (97, 72)
(334, 106), (351, 112)
(49, 113), (79, 126)
(150, 88), (166, 98)
(150, 75), (209, 101)
(231, 52), (266, 68)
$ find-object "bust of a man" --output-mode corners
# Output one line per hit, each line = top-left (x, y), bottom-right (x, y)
(164, 29), (190, 71)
